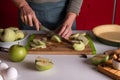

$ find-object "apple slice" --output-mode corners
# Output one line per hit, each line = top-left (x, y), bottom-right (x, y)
(90, 54), (109, 65)
(77, 35), (89, 46)
(73, 41), (85, 51)
(69, 32), (86, 40)
(51, 35), (61, 43)
(31, 39), (46, 49)
(69, 33), (80, 39)
(35, 57), (53, 71)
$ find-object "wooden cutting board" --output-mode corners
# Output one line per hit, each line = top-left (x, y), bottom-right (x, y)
(97, 60), (120, 80)
(28, 34), (95, 55)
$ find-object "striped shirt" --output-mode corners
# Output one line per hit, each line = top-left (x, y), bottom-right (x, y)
(28, 0), (83, 15)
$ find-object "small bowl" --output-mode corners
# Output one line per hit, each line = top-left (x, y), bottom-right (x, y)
(112, 59), (120, 70)
(0, 32), (29, 48)
(92, 24), (120, 47)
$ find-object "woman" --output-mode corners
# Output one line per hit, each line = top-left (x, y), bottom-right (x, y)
(12, 0), (83, 39)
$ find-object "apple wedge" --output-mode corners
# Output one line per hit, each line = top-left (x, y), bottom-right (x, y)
(90, 54), (109, 65)
(35, 57), (53, 71)
(51, 35), (61, 43)
(73, 41), (85, 51)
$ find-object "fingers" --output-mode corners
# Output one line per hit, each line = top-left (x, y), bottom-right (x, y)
(59, 24), (66, 35)
(63, 28), (72, 39)
(27, 14), (33, 26)
(59, 24), (72, 39)
(20, 8), (25, 23)
(64, 30), (72, 39)
(24, 15), (28, 25)
(20, 5), (40, 31)
(32, 15), (40, 31)
(20, 7), (28, 25)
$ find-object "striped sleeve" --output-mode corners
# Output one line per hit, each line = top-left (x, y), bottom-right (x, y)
(67, 0), (83, 15)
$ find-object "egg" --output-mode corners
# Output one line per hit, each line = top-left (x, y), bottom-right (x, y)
(0, 62), (9, 73)
(3, 67), (18, 80)
(0, 74), (3, 80)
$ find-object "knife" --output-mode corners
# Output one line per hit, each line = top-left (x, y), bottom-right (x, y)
(40, 25), (74, 46)
(0, 47), (8, 52)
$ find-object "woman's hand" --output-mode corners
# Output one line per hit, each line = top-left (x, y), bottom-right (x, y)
(20, 4), (40, 31)
(58, 12), (77, 39)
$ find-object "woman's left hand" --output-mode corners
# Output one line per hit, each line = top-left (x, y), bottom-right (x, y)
(58, 12), (77, 39)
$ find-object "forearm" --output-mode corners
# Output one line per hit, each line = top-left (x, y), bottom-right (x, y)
(12, 0), (29, 9)
(66, 12), (77, 21)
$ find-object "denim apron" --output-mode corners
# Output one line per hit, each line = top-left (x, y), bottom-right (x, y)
(19, 0), (76, 30)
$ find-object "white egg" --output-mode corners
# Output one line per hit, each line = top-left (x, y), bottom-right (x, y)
(0, 74), (3, 80)
(3, 67), (18, 80)
(0, 62), (9, 72)
(0, 60), (2, 63)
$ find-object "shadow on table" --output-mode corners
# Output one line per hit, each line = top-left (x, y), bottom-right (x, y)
(22, 61), (36, 71)
(0, 52), (10, 61)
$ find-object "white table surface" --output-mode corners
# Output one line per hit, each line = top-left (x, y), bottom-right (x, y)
(0, 30), (118, 80)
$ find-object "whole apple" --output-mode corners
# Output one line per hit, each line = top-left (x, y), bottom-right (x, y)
(1, 29), (16, 42)
(9, 44), (28, 62)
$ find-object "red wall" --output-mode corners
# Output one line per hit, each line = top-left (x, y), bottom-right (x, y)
(0, 0), (18, 28)
(0, 0), (120, 30)
(76, 0), (114, 30)
(115, 0), (120, 24)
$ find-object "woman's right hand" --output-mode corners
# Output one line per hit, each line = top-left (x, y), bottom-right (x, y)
(20, 4), (40, 31)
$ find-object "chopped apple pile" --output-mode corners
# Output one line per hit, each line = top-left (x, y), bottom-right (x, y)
(73, 41), (85, 51)
(0, 27), (25, 42)
(69, 32), (89, 51)
(30, 32), (89, 51)
(30, 39), (46, 49)
(30, 34), (61, 49)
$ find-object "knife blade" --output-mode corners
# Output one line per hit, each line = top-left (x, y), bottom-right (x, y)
(40, 25), (74, 46)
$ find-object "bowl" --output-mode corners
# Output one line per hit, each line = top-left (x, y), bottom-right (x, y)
(112, 59), (120, 70)
(0, 32), (29, 48)
(92, 24), (120, 47)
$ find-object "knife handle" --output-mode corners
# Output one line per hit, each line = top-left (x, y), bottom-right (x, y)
(0, 47), (8, 52)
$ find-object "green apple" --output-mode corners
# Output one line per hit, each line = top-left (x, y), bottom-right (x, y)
(90, 54), (109, 65)
(7, 27), (19, 31)
(73, 41), (85, 51)
(15, 30), (24, 40)
(69, 32), (86, 39)
(0, 29), (4, 34)
(51, 35), (61, 43)
(0, 29), (4, 40)
(77, 35), (89, 46)
(30, 39), (46, 49)
(35, 57), (53, 71)
(69, 33), (80, 39)
(1, 29), (16, 42)
(9, 44), (28, 62)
